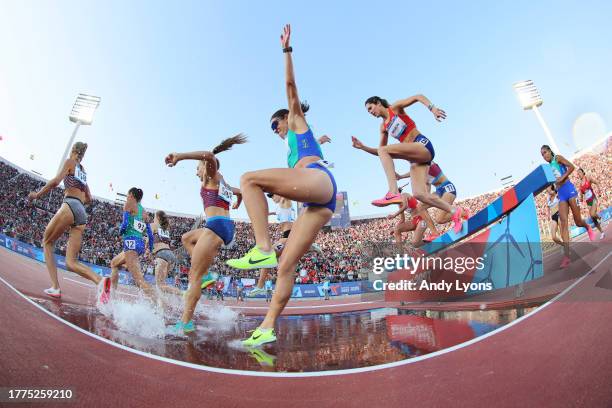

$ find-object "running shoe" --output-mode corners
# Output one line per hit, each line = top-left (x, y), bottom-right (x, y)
(372, 192), (403, 207)
(97, 277), (111, 304)
(586, 225), (595, 242)
(44, 287), (61, 299)
(226, 246), (278, 270)
(173, 320), (195, 334)
(200, 273), (215, 289)
(247, 287), (267, 297)
(559, 256), (571, 269)
(242, 327), (276, 347)
(600, 232), (605, 240)
(451, 207), (464, 234)
(246, 346), (277, 367)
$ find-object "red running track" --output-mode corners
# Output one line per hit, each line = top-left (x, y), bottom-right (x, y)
(1, 232), (611, 407)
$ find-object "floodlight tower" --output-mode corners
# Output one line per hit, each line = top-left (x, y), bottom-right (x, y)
(57, 93), (101, 173)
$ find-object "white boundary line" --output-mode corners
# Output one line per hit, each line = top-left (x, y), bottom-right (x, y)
(0, 250), (610, 378)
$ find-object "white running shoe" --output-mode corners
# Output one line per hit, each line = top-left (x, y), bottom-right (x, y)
(247, 287), (266, 297)
(600, 232), (605, 240)
(44, 287), (61, 298)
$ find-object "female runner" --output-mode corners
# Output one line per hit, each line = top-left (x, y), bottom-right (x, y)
(165, 134), (245, 333)
(226, 25), (337, 346)
(27, 142), (110, 302)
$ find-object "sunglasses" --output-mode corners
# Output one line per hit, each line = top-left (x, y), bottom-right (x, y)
(271, 120), (279, 132)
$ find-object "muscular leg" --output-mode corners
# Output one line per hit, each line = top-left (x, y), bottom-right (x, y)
(155, 257), (182, 295)
(240, 167), (333, 252)
(124, 250), (156, 300)
(182, 228), (205, 257)
(65, 225), (101, 284)
(259, 206), (332, 329)
(558, 201), (570, 257)
(181, 229), (223, 324)
(378, 143), (431, 195)
(42, 204), (75, 289)
(110, 252), (126, 289)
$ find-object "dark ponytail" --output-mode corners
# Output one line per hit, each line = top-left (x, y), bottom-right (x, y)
(212, 133), (248, 155)
(365, 96), (390, 108)
(270, 101), (310, 122)
(156, 210), (170, 230)
(128, 187), (143, 202)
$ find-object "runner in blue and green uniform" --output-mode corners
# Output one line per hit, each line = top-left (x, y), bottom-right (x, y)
(540, 145), (595, 269)
(225, 25), (337, 346)
(110, 187), (157, 300)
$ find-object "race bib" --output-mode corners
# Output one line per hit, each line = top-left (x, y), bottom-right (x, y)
(158, 228), (170, 239)
(386, 115), (407, 141)
(443, 184), (456, 194)
(74, 166), (87, 185)
(133, 220), (146, 233)
(585, 190), (593, 200)
(218, 180), (233, 204)
(125, 239), (136, 250)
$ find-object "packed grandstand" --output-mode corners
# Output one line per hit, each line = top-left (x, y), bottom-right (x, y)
(1, 139), (609, 286)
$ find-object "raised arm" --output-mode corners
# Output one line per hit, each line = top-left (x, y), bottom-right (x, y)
(165, 151), (217, 177)
(28, 159), (73, 200)
(391, 94), (446, 122)
(351, 136), (382, 156)
(281, 24), (308, 134)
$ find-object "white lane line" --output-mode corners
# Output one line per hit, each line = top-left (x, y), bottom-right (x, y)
(63, 278), (137, 297)
(1, 250), (609, 378)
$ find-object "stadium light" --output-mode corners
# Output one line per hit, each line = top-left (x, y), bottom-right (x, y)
(513, 80), (560, 154)
(57, 93), (101, 174)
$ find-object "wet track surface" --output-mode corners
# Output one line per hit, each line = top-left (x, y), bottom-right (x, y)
(31, 295), (538, 372)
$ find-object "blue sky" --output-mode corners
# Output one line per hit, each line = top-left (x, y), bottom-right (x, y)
(1, 0), (611, 218)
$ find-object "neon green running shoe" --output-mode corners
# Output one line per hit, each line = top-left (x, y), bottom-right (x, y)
(201, 273), (215, 289)
(246, 346), (277, 367)
(242, 327), (277, 347)
(226, 246), (278, 270)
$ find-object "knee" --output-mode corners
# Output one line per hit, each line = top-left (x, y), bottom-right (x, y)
(65, 258), (78, 272)
(413, 191), (428, 202)
(240, 171), (257, 189)
(42, 234), (55, 247)
(181, 232), (190, 247)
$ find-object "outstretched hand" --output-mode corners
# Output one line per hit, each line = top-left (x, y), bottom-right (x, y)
(432, 107), (447, 122)
(351, 136), (364, 150)
(165, 153), (179, 167)
(280, 24), (291, 49)
(318, 134), (331, 145)
(27, 191), (38, 201)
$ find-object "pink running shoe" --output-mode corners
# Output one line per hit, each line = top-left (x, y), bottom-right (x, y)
(586, 226), (595, 242)
(44, 287), (61, 299)
(451, 207), (464, 233)
(98, 277), (111, 304)
(423, 233), (440, 242)
(559, 256), (571, 269)
(372, 192), (403, 207)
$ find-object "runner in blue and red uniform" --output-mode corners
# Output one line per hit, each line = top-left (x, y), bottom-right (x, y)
(352, 98), (465, 233)
(165, 134), (245, 334)
(541, 145), (595, 268)
(577, 168), (604, 239)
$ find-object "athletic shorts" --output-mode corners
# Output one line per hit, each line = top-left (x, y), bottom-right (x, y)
(155, 248), (176, 264)
(435, 181), (457, 197)
(557, 181), (578, 202)
(205, 216), (235, 246)
(123, 236), (145, 255)
(303, 161), (337, 212)
(551, 212), (559, 223)
(64, 196), (87, 226)
(414, 134), (435, 164)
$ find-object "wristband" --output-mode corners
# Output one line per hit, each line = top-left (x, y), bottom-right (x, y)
(283, 46), (293, 53)
(428, 103), (435, 111)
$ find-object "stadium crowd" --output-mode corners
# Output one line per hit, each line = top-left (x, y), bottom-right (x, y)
(1, 143), (609, 286)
